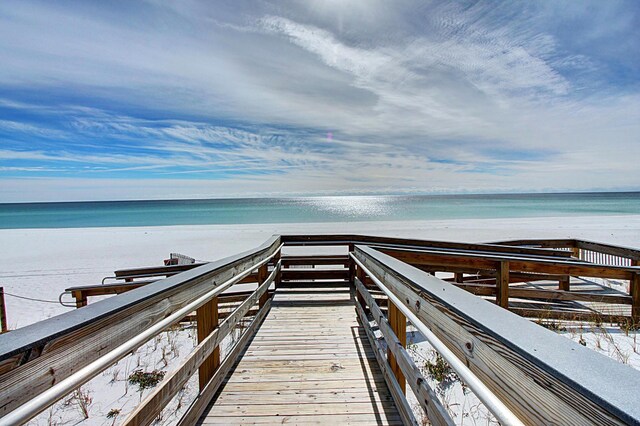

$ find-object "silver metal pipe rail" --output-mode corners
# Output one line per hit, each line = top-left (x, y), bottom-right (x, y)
(350, 253), (524, 426)
(0, 244), (283, 426)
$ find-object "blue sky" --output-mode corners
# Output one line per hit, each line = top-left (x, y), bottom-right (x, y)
(0, 1), (639, 202)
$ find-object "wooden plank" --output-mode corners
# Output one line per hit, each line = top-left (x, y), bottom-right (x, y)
(197, 297), (219, 391)
(280, 234), (574, 258)
(496, 261), (509, 308)
(630, 272), (639, 323)
(178, 299), (271, 426)
(355, 278), (454, 426)
(204, 401), (398, 416)
(218, 378), (390, 392)
(559, 276), (570, 291)
(258, 264), (269, 309)
(114, 262), (205, 279)
(355, 245), (640, 425)
(0, 235), (281, 419)
(576, 240), (640, 261)
(213, 391), (393, 404)
(454, 283), (633, 306)
(282, 256), (349, 266)
(281, 269), (349, 280)
(0, 288), (7, 333)
(199, 413), (403, 425)
(508, 308), (628, 324)
(377, 246), (636, 280)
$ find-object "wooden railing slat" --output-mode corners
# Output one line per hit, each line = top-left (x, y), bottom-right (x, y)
(123, 265), (278, 426)
(355, 278), (454, 426)
(0, 236), (281, 419)
(355, 245), (640, 425)
(354, 298), (418, 426)
(177, 299), (271, 426)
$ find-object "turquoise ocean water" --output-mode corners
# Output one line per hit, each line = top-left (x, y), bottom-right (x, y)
(0, 192), (638, 229)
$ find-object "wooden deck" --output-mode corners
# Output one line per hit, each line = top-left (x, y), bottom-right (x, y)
(198, 281), (402, 425)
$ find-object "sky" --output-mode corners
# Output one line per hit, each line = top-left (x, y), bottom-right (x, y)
(0, 0), (639, 202)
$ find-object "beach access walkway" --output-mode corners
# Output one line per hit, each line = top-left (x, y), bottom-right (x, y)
(1, 235), (640, 425)
(198, 281), (401, 425)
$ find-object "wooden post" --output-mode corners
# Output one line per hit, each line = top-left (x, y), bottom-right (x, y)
(273, 249), (282, 290)
(387, 301), (406, 394)
(355, 265), (368, 314)
(348, 244), (355, 301)
(559, 276), (570, 291)
(197, 296), (219, 390)
(496, 261), (509, 308)
(631, 272), (639, 325)
(571, 246), (580, 259)
(72, 290), (87, 308)
(454, 272), (463, 283)
(0, 287), (7, 333)
(258, 264), (269, 308)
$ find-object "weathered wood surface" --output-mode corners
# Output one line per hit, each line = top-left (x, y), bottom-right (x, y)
(179, 299), (272, 426)
(113, 262), (206, 279)
(355, 278), (453, 426)
(355, 300), (417, 426)
(376, 246), (638, 280)
(355, 245), (640, 426)
(281, 255), (350, 267)
(124, 268), (277, 426)
(197, 297), (220, 391)
(453, 282), (632, 305)
(281, 234), (573, 259)
(281, 268), (349, 281)
(492, 238), (640, 262)
(198, 280), (400, 425)
(0, 288), (7, 334)
(0, 236), (282, 419)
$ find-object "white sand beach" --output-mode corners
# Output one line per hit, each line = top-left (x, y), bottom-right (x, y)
(2, 215), (640, 425)
(2, 214), (640, 330)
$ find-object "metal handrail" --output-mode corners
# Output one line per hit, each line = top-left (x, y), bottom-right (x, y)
(350, 253), (524, 426)
(0, 244), (283, 425)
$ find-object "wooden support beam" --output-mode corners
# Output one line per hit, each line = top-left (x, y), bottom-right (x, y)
(496, 261), (509, 308)
(177, 299), (271, 426)
(258, 264), (269, 308)
(0, 288), (7, 333)
(631, 273), (640, 325)
(348, 244), (356, 301)
(272, 250), (281, 290)
(454, 272), (463, 283)
(354, 299), (418, 426)
(196, 297), (219, 391)
(559, 276), (570, 292)
(72, 290), (87, 308)
(355, 265), (368, 315)
(124, 272), (274, 426)
(571, 247), (581, 259)
(355, 278), (453, 426)
(387, 300), (406, 394)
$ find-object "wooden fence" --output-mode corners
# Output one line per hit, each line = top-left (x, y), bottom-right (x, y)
(0, 234), (639, 425)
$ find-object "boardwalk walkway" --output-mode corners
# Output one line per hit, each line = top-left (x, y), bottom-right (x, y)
(198, 281), (401, 425)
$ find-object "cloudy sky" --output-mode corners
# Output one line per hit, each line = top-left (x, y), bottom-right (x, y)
(0, 1), (638, 202)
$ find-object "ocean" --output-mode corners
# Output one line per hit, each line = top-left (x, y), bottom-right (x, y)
(0, 192), (638, 229)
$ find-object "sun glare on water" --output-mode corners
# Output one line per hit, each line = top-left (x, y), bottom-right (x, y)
(305, 196), (393, 218)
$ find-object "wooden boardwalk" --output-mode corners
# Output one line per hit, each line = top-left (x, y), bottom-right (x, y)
(198, 281), (402, 425)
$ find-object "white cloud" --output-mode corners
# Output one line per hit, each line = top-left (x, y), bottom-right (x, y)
(0, 1), (638, 201)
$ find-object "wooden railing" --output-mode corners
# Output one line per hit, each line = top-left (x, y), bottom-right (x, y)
(1, 234), (640, 425)
(352, 245), (640, 425)
(0, 236), (282, 425)
(494, 238), (640, 267)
